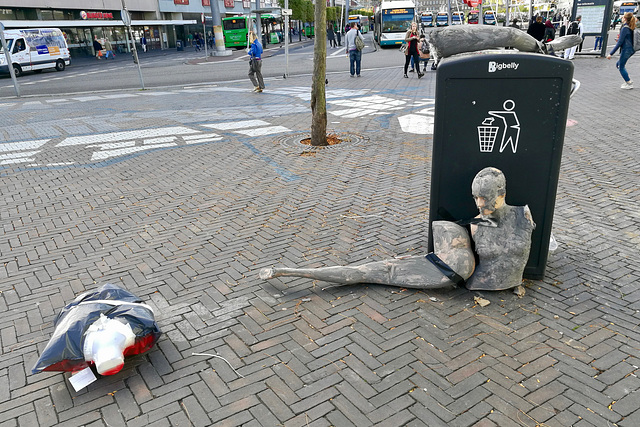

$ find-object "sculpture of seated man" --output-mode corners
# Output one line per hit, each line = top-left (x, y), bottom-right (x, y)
(260, 167), (534, 292)
(466, 167), (535, 290)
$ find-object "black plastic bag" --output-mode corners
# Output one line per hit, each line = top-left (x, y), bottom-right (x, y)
(32, 283), (162, 375)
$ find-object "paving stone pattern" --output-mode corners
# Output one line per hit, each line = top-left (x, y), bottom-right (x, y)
(1, 56), (639, 427)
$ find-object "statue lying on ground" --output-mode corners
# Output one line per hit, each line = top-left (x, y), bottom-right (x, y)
(427, 25), (583, 61)
(260, 167), (535, 292)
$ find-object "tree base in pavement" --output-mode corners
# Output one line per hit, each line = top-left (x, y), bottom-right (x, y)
(300, 133), (343, 147)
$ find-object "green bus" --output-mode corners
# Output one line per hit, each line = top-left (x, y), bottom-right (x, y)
(222, 16), (252, 49)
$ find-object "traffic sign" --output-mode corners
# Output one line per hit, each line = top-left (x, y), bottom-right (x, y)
(282, 9), (292, 16)
(121, 10), (131, 26)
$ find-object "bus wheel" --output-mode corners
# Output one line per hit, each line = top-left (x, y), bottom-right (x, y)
(12, 64), (22, 77)
(55, 60), (66, 71)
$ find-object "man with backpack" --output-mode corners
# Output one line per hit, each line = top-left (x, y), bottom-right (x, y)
(564, 15), (583, 60)
(345, 22), (365, 77)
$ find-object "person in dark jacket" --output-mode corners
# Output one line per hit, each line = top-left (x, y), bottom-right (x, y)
(607, 12), (636, 89)
(93, 36), (103, 59)
(543, 19), (556, 41)
(527, 16), (546, 41)
(327, 24), (336, 48)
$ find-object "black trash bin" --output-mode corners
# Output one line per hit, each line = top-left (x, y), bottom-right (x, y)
(176, 40), (183, 51)
(428, 52), (575, 280)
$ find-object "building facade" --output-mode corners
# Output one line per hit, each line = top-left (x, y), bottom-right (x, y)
(0, 0), (278, 57)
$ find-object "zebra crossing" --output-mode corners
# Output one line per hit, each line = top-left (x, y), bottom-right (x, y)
(0, 120), (291, 169)
(0, 87), (435, 170)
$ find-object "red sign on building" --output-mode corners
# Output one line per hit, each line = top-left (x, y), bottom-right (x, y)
(81, 11), (114, 19)
(224, 0), (235, 7)
(202, 0), (210, 5)
(174, 0), (189, 4)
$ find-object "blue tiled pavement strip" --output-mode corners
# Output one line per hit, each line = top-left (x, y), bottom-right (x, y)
(1, 48), (639, 427)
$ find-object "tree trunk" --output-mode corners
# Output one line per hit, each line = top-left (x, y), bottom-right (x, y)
(310, 0), (327, 146)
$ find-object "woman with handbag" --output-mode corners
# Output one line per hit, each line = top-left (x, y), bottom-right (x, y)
(403, 22), (423, 79)
(247, 31), (265, 93)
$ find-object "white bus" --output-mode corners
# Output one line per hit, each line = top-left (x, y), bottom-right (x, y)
(0, 28), (70, 77)
(374, 1), (416, 47)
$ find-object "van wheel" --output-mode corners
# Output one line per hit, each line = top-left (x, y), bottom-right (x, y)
(55, 60), (65, 71)
(12, 64), (22, 77)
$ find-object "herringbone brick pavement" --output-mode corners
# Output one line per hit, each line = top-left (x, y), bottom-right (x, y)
(1, 54), (639, 427)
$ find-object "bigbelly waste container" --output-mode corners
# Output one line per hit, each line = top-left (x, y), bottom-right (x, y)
(428, 52), (576, 280)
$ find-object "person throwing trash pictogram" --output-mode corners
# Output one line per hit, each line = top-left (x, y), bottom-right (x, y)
(478, 100), (521, 154)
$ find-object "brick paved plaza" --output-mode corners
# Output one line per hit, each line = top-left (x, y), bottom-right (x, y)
(0, 53), (639, 426)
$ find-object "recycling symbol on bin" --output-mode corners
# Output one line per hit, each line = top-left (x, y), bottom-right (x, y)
(477, 100), (521, 154)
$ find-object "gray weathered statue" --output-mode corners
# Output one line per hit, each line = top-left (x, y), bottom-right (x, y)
(427, 25), (583, 60)
(260, 167), (534, 292)
(465, 167), (535, 290)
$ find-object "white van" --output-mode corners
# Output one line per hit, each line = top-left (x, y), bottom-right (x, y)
(0, 28), (70, 77)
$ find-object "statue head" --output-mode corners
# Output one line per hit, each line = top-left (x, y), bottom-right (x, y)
(471, 167), (506, 217)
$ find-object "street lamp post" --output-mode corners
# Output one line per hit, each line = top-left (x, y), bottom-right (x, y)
(120, 0), (145, 90)
(0, 22), (20, 97)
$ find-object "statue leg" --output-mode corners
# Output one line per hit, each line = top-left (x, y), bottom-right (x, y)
(260, 221), (475, 290)
(260, 256), (457, 289)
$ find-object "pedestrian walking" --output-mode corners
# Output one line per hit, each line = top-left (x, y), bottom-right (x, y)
(345, 22), (364, 77)
(247, 31), (265, 92)
(527, 16), (546, 41)
(403, 22), (423, 79)
(336, 30), (342, 47)
(607, 12), (636, 89)
(104, 38), (116, 59)
(141, 35), (147, 53)
(417, 34), (430, 73)
(594, 35), (603, 51)
(544, 19), (556, 42)
(327, 24), (336, 48)
(564, 16), (583, 59)
(93, 36), (103, 59)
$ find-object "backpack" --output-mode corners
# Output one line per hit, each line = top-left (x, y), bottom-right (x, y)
(420, 39), (430, 54)
(355, 32), (365, 51)
(567, 21), (579, 35)
(634, 27), (640, 51)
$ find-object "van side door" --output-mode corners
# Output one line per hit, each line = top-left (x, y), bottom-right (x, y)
(11, 37), (31, 69)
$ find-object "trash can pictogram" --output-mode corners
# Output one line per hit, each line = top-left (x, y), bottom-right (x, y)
(477, 118), (499, 152)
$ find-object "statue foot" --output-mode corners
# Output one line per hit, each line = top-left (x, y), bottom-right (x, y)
(259, 268), (275, 280)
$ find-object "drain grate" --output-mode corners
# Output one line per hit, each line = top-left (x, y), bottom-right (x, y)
(276, 132), (369, 154)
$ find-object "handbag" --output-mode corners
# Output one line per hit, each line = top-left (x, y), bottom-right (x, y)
(399, 42), (407, 54)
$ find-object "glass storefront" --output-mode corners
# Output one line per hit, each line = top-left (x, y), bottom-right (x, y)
(1, 7), (181, 57)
